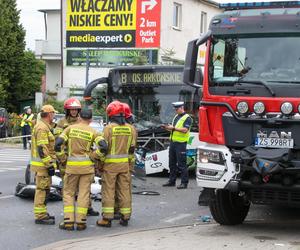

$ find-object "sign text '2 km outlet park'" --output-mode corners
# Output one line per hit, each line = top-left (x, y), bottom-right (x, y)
(66, 0), (161, 48)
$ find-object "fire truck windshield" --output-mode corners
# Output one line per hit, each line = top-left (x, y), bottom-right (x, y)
(209, 35), (300, 96)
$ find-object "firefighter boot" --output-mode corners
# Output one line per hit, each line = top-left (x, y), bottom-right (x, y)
(87, 207), (99, 216)
(119, 218), (129, 227)
(59, 221), (75, 231)
(76, 223), (87, 231)
(96, 218), (111, 228)
(113, 212), (121, 220)
(35, 215), (55, 225)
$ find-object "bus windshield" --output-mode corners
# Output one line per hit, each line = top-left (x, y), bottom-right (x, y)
(110, 83), (200, 132)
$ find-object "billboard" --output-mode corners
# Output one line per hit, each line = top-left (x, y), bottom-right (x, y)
(66, 49), (158, 67)
(66, 0), (161, 48)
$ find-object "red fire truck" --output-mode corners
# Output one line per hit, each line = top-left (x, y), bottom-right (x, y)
(184, 1), (300, 225)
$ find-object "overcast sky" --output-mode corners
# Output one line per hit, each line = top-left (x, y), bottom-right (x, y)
(17, 0), (288, 50)
(17, 0), (60, 50)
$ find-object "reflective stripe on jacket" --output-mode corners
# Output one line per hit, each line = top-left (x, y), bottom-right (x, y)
(104, 125), (132, 164)
(170, 114), (191, 143)
(30, 120), (56, 174)
(58, 122), (106, 175)
(103, 123), (135, 171)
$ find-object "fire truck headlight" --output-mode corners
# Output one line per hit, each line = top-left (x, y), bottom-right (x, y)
(253, 102), (265, 115)
(298, 104), (300, 114)
(198, 149), (224, 165)
(197, 149), (227, 181)
(281, 102), (293, 115)
(237, 101), (249, 116)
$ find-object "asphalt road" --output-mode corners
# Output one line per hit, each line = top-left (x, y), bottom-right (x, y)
(1, 146), (300, 250)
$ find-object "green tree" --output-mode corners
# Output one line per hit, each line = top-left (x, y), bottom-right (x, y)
(0, 0), (26, 111)
(16, 50), (44, 99)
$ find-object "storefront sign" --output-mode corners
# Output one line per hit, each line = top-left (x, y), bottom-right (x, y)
(66, 49), (158, 67)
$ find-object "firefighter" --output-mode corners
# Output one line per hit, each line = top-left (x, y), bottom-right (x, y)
(97, 101), (135, 227)
(55, 97), (99, 216)
(162, 101), (193, 189)
(20, 106), (35, 149)
(54, 97), (82, 179)
(113, 102), (137, 220)
(30, 105), (57, 225)
(55, 108), (107, 231)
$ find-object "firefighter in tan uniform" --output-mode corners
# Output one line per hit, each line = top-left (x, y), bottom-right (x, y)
(97, 101), (135, 227)
(54, 97), (82, 179)
(55, 108), (107, 231)
(30, 105), (57, 225)
(113, 103), (137, 220)
(55, 97), (99, 216)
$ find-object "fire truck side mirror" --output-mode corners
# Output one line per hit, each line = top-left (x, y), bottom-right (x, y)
(183, 39), (199, 86)
(183, 31), (211, 87)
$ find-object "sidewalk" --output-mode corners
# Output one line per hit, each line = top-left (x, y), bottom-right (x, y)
(34, 222), (300, 250)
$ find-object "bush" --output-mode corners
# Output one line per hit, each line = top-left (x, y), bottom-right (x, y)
(8, 113), (22, 136)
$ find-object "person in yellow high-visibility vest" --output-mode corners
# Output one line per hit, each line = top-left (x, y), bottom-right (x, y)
(162, 102), (193, 189)
(20, 106), (35, 150)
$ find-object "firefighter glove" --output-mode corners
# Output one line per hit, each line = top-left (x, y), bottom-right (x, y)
(48, 165), (55, 176)
(98, 139), (108, 154)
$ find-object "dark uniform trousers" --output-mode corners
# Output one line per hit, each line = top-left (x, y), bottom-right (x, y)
(168, 141), (189, 185)
(22, 125), (31, 149)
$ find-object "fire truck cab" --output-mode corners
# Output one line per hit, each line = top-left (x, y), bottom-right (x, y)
(184, 1), (300, 225)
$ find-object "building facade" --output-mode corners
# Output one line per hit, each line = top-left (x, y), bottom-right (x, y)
(35, 0), (221, 100)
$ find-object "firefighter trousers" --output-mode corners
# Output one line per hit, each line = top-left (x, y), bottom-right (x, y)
(114, 173), (132, 215)
(102, 170), (131, 220)
(63, 173), (94, 224)
(61, 168), (94, 210)
(34, 175), (51, 219)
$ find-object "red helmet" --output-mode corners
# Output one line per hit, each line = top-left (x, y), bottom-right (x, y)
(106, 101), (124, 117)
(64, 98), (82, 110)
(122, 103), (133, 119)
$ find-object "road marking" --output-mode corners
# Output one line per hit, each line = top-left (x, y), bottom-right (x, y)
(0, 161), (13, 163)
(0, 167), (25, 171)
(164, 213), (192, 223)
(0, 154), (29, 157)
(0, 195), (15, 200)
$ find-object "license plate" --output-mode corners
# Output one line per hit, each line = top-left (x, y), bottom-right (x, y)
(255, 138), (294, 148)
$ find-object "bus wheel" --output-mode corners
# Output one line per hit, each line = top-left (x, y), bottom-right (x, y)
(209, 189), (250, 225)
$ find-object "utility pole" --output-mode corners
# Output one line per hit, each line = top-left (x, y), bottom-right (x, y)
(85, 48), (90, 86)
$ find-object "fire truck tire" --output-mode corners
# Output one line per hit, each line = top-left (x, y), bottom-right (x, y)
(209, 189), (250, 225)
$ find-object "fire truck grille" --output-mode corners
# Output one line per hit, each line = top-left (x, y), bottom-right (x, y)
(250, 189), (300, 207)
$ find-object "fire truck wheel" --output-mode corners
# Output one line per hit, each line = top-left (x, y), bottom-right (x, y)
(209, 189), (250, 225)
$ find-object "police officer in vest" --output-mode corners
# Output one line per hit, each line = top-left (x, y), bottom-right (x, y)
(21, 106), (35, 150)
(162, 102), (192, 189)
